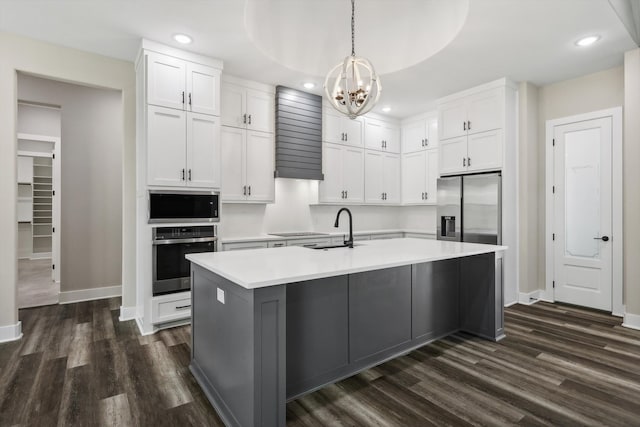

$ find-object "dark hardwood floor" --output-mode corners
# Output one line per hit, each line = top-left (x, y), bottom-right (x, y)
(1, 298), (639, 426)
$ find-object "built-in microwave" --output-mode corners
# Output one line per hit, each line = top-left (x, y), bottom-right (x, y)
(148, 190), (219, 224)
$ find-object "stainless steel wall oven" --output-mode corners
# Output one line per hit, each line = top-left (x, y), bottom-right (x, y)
(152, 225), (217, 296)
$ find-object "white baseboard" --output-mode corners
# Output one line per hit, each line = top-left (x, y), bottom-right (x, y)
(135, 317), (156, 336)
(504, 300), (518, 308)
(119, 306), (137, 322)
(518, 290), (541, 305)
(59, 285), (121, 304)
(622, 312), (640, 331)
(0, 321), (23, 343)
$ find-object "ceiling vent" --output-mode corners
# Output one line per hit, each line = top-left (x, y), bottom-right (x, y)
(274, 86), (323, 180)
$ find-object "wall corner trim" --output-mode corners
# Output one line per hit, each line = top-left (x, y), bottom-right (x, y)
(622, 312), (640, 331)
(518, 290), (541, 305)
(58, 285), (122, 305)
(119, 306), (137, 322)
(0, 321), (23, 343)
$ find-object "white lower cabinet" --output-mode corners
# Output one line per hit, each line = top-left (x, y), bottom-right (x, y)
(222, 241), (269, 251)
(365, 151), (400, 204)
(147, 105), (220, 188)
(401, 149), (438, 204)
(151, 292), (191, 324)
(221, 126), (274, 202)
(319, 143), (364, 203)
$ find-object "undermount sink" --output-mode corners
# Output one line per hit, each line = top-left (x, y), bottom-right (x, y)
(310, 243), (361, 250)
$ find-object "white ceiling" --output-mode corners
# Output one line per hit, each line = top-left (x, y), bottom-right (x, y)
(0, 0), (636, 118)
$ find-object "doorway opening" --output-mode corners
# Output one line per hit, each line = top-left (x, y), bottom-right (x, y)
(544, 107), (623, 315)
(16, 102), (61, 308)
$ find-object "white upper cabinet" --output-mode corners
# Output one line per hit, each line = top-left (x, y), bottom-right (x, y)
(319, 142), (364, 203)
(147, 51), (220, 116)
(221, 82), (274, 133)
(401, 116), (438, 153)
(439, 88), (502, 140)
(437, 84), (506, 175)
(186, 63), (221, 116)
(323, 110), (363, 146)
(365, 118), (400, 153)
(147, 105), (220, 188)
(220, 127), (274, 203)
(187, 112), (221, 188)
(365, 151), (400, 204)
(401, 149), (438, 205)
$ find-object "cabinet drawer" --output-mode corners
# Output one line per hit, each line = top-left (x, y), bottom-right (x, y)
(223, 241), (269, 251)
(268, 240), (287, 248)
(287, 238), (332, 248)
(152, 293), (191, 324)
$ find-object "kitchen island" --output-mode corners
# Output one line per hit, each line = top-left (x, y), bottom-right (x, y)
(186, 238), (507, 427)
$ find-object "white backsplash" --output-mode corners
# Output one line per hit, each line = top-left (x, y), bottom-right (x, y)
(219, 178), (436, 238)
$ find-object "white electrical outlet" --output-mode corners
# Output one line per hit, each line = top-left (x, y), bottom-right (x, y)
(217, 287), (225, 304)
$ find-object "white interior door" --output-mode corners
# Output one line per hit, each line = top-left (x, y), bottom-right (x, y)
(553, 117), (612, 311)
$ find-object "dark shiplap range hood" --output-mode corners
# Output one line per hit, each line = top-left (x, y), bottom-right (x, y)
(275, 86), (323, 180)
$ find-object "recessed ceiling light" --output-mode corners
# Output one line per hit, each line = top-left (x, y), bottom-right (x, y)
(575, 35), (600, 47)
(303, 82), (315, 89)
(382, 106), (391, 113)
(173, 34), (193, 44)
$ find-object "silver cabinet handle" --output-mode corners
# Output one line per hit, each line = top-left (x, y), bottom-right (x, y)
(243, 185), (247, 195)
(248, 185), (251, 196)
(248, 114), (252, 125)
(425, 192), (428, 200)
(421, 192), (424, 200)
(421, 139), (424, 147)
(176, 305), (191, 310)
(181, 168), (186, 180)
(303, 243), (318, 248)
(425, 138), (428, 146)
(467, 157), (471, 167)
(243, 113), (247, 124)
(463, 158), (466, 167)
(463, 121), (466, 131)
(182, 91), (185, 105)
(345, 190), (348, 198)
(345, 133), (348, 142)
(188, 169), (192, 181)
(467, 120), (471, 130)
(341, 132), (345, 141)
(189, 93), (192, 106)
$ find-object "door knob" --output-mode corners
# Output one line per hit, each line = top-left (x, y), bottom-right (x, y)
(594, 236), (610, 242)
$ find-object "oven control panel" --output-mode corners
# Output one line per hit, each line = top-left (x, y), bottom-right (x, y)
(153, 225), (216, 241)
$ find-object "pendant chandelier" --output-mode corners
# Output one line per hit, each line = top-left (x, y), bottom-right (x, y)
(324, 0), (381, 119)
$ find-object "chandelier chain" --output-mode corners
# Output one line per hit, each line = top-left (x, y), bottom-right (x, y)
(351, 0), (355, 56)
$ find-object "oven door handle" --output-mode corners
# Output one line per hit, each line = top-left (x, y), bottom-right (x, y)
(152, 237), (218, 245)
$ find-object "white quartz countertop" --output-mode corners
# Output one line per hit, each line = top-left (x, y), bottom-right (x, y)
(187, 238), (507, 290)
(220, 229), (434, 244)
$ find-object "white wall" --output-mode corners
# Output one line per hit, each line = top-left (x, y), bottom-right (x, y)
(0, 32), (135, 335)
(18, 74), (123, 293)
(18, 103), (61, 136)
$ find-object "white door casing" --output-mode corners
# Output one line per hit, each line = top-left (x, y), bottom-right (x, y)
(545, 107), (623, 315)
(553, 118), (612, 311)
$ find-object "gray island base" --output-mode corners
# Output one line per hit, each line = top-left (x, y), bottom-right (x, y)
(187, 239), (505, 427)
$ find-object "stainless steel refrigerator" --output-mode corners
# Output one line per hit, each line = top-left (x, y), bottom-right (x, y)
(436, 173), (501, 245)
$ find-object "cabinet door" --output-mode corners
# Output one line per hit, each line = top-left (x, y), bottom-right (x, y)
(364, 151), (384, 203)
(343, 116), (363, 146)
(401, 120), (427, 153)
(323, 110), (344, 144)
(187, 113), (220, 188)
(467, 89), (502, 135)
(383, 153), (401, 203)
(146, 52), (186, 111)
(319, 142), (344, 203)
(246, 89), (274, 133)
(221, 82), (246, 129)
(245, 131), (274, 202)
(364, 119), (385, 151)
(467, 129), (502, 172)
(439, 99), (467, 140)
(401, 151), (426, 204)
(342, 146), (364, 202)
(187, 63), (220, 116)
(425, 149), (439, 204)
(426, 118), (439, 149)
(382, 124), (401, 153)
(220, 126), (246, 201)
(147, 106), (187, 187)
(439, 136), (468, 176)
